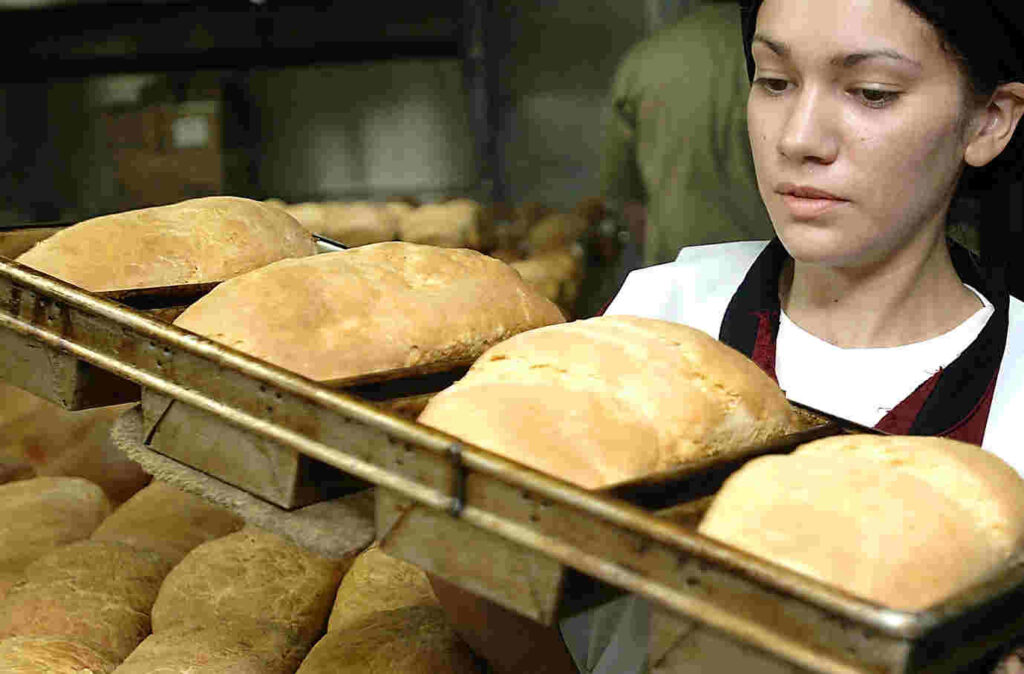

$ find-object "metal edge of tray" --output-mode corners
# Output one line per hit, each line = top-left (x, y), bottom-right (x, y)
(1, 256), (1022, 673)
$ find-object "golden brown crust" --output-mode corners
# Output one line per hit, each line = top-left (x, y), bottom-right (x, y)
(151, 528), (345, 648)
(793, 435), (1024, 559)
(297, 606), (481, 674)
(396, 200), (485, 249)
(0, 636), (117, 673)
(699, 436), (1024, 610)
(327, 545), (438, 632)
(16, 196), (315, 291)
(418, 315), (795, 489)
(90, 481), (242, 566)
(0, 478), (112, 588)
(283, 201), (399, 247)
(0, 581), (150, 662)
(114, 622), (307, 674)
(172, 242), (565, 382)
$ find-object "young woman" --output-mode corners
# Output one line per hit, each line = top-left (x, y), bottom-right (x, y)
(432, 0), (1024, 671)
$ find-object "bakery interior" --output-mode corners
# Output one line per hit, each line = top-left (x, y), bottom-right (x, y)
(1, 1), (1024, 673)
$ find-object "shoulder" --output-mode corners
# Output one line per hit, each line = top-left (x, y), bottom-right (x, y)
(605, 241), (767, 335)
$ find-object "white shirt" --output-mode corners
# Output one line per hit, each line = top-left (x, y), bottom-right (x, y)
(776, 286), (995, 427)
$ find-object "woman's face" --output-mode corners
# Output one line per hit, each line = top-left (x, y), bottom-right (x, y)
(748, 0), (974, 268)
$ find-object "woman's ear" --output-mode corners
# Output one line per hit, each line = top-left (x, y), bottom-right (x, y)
(964, 82), (1024, 167)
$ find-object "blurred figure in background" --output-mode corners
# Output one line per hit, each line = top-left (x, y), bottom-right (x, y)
(601, 0), (772, 270)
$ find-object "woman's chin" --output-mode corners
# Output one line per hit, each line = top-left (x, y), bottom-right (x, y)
(774, 226), (874, 268)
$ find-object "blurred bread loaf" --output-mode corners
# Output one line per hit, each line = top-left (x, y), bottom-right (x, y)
(173, 242), (564, 382)
(0, 635), (117, 673)
(418, 315), (795, 489)
(327, 544), (437, 632)
(0, 542), (172, 662)
(90, 481), (242, 566)
(396, 199), (486, 249)
(282, 201), (399, 247)
(296, 606), (480, 674)
(0, 384), (149, 505)
(113, 621), (307, 674)
(16, 196), (315, 291)
(151, 528), (345, 649)
(0, 477), (111, 600)
(698, 435), (1024, 610)
(511, 247), (583, 310)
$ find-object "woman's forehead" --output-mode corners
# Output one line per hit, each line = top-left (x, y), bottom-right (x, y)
(754, 0), (946, 64)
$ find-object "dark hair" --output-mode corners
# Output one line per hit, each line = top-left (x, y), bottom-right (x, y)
(739, 0), (1024, 287)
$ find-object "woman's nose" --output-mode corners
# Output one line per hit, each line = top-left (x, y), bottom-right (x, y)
(777, 87), (839, 165)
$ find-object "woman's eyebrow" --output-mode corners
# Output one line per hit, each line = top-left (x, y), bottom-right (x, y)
(752, 33), (923, 71)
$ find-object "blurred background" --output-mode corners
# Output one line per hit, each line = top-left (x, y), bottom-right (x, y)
(0, 0), (698, 222)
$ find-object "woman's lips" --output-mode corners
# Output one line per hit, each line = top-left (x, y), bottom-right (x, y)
(776, 185), (848, 219)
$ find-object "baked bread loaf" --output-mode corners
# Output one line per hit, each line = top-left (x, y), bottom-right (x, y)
(0, 580), (150, 662)
(296, 606), (480, 674)
(511, 246), (583, 310)
(0, 385), (149, 505)
(418, 315), (795, 489)
(283, 201), (399, 247)
(327, 544), (437, 632)
(90, 481), (242, 566)
(0, 636), (117, 673)
(0, 478), (111, 601)
(698, 435), (1024, 611)
(172, 242), (564, 382)
(114, 621), (307, 674)
(151, 528), (344, 649)
(524, 211), (589, 255)
(16, 196), (315, 291)
(397, 199), (485, 249)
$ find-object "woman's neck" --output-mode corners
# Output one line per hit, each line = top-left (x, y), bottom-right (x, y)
(780, 231), (983, 348)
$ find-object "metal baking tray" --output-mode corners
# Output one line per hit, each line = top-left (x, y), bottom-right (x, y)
(0, 260), (218, 409)
(141, 360), (474, 509)
(4, 255), (1024, 673)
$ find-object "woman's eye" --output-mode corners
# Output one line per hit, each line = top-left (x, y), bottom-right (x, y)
(852, 87), (900, 108)
(754, 78), (791, 95)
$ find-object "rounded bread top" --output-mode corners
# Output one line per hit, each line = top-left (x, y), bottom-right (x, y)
(418, 315), (795, 488)
(172, 242), (565, 382)
(16, 196), (316, 291)
(699, 435), (1024, 610)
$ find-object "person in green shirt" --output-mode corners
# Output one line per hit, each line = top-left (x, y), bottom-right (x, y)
(601, 0), (773, 268)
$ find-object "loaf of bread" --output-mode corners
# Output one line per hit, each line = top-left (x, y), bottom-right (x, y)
(0, 477), (111, 600)
(282, 201), (399, 247)
(418, 315), (795, 489)
(0, 543), (171, 663)
(397, 199), (485, 249)
(0, 636), (117, 673)
(524, 212), (589, 255)
(113, 621), (307, 674)
(20, 541), (172, 613)
(0, 580), (150, 662)
(296, 606), (481, 674)
(151, 528), (344, 648)
(90, 481), (242, 566)
(698, 435), (1024, 610)
(510, 247), (583, 309)
(172, 242), (564, 382)
(327, 545), (437, 632)
(0, 385), (149, 505)
(16, 196), (315, 291)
